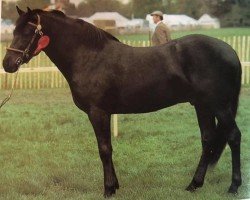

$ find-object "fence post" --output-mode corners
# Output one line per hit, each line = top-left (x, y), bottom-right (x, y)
(37, 53), (41, 89)
(238, 36), (242, 60)
(242, 66), (245, 85)
(113, 114), (118, 137)
(241, 36), (246, 85)
(20, 73), (23, 89)
(29, 73), (32, 89)
(232, 36), (236, 51)
(4, 73), (8, 89)
(246, 64), (250, 85)
(24, 72), (27, 89)
(242, 36), (246, 61)
(246, 37), (250, 84)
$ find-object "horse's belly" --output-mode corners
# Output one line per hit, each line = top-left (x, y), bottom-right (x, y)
(116, 99), (178, 114)
(116, 82), (191, 114)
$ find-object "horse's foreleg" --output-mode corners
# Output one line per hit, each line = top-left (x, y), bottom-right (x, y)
(88, 107), (119, 197)
(186, 104), (216, 192)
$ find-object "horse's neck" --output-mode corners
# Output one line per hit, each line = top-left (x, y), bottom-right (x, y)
(42, 16), (81, 70)
(41, 15), (116, 82)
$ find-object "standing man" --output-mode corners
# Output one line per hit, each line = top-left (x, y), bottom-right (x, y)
(151, 11), (171, 46)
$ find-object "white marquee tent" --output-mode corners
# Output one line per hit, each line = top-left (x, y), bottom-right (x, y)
(146, 13), (220, 30)
(146, 14), (199, 31)
(86, 12), (131, 28)
(198, 14), (220, 29)
(1, 19), (15, 34)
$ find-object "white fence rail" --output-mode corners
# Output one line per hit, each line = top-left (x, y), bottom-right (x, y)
(1, 36), (250, 89)
(1, 36), (250, 137)
(242, 62), (250, 85)
(0, 62), (249, 90)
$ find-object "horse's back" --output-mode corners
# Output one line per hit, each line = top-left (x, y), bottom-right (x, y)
(70, 34), (241, 114)
(114, 34), (241, 112)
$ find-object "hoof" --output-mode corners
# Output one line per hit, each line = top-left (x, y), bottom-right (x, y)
(104, 188), (115, 198)
(186, 180), (203, 192)
(186, 183), (197, 192)
(228, 185), (238, 195)
(103, 182), (119, 198)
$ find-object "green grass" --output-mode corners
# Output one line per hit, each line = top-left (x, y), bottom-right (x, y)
(0, 88), (249, 200)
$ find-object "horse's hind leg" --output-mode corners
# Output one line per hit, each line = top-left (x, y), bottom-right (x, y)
(186, 104), (216, 192)
(215, 107), (242, 194)
(88, 107), (119, 197)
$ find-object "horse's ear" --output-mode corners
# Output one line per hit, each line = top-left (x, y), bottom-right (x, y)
(16, 6), (25, 16)
(27, 7), (32, 13)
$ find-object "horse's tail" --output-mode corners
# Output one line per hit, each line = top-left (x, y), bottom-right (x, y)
(231, 59), (242, 119)
(209, 58), (242, 165)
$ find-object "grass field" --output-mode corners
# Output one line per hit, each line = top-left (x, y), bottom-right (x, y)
(0, 88), (249, 200)
(1, 27), (250, 199)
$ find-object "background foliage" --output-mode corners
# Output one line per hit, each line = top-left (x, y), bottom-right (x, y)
(2, 0), (250, 27)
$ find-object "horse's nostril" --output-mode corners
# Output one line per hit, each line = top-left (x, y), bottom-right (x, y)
(15, 57), (23, 66)
(2, 57), (18, 73)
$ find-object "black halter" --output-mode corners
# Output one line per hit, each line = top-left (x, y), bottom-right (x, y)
(6, 14), (43, 66)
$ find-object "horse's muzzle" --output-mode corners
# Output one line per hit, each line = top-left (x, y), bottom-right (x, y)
(2, 56), (20, 73)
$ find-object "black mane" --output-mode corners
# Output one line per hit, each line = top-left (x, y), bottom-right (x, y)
(74, 18), (120, 49)
(50, 10), (66, 18)
(47, 9), (120, 50)
(15, 9), (120, 50)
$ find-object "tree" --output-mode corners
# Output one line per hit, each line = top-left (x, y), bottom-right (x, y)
(64, 2), (77, 16)
(131, 0), (162, 18)
(220, 0), (250, 26)
(162, 0), (204, 18)
(2, 1), (18, 22)
(2, 0), (51, 22)
(76, 0), (130, 18)
(16, 0), (50, 10)
(204, 0), (232, 17)
(131, 0), (206, 19)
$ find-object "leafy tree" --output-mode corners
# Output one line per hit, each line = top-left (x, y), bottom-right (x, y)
(166, 0), (206, 18)
(64, 2), (77, 16)
(220, 0), (250, 26)
(2, 1), (18, 22)
(131, 0), (162, 18)
(2, 0), (51, 22)
(16, 0), (50, 10)
(204, 0), (233, 17)
(76, 0), (130, 18)
(2, 0), (249, 27)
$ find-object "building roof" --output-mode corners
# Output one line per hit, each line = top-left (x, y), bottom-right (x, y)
(1, 19), (15, 34)
(146, 14), (199, 27)
(87, 12), (131, 28)
(198, 14), (219, 23)
(165, 15), (198, 26)
(198, 14), (220, 28)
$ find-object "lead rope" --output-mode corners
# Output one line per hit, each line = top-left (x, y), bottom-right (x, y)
(0, 69), (20, 110)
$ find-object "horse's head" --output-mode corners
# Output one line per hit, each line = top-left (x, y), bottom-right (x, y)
(3, 7), (49, 73)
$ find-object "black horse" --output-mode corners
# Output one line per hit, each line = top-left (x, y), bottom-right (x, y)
(3, 7), (242, 197)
